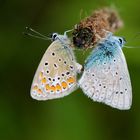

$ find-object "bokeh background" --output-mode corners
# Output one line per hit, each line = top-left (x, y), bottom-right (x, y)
(0, 0), (140, 140)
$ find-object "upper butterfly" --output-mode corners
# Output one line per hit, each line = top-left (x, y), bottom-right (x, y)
(31, 31), (82, 100)
(79, 33), (132, 110)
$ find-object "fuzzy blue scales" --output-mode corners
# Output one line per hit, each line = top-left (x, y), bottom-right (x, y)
(85, 33), (126, 70)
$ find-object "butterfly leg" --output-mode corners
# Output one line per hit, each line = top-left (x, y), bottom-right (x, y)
(75, 62), (83, 73)
(64, 29), (73, 36)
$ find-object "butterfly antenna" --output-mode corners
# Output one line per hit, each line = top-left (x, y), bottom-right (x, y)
(127, 32), (140, 43)
(124, 45), (140, 49)
(24, 27), (51, 40)
(23, 32), (51, 41)
(124, 32), (140, 48)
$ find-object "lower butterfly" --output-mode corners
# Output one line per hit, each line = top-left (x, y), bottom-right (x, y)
(79, 33), (132, 110)
(30, 30), (82, 100)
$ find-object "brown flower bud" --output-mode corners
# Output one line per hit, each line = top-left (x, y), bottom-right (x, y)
(72, 7), (123, 49)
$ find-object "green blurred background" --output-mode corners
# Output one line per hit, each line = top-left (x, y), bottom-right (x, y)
(0, 0), (140, 140)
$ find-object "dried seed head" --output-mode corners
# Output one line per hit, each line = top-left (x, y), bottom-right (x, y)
(72, 7), (123, 49)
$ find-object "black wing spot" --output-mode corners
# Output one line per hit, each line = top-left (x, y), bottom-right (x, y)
(84, 85), (87, 87)
(48, 78), (51, 81)
(52, 52), (55, 56)
(120, 77), (122, 80)
(45, 62), (48, 65)
(54, 63), (57, 68)
(66, 72), (70, 75)
(70, 66), (74, 69)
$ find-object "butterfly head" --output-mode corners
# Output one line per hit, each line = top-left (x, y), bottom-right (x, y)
(50, 32), (69, 43)
(118, 37), (126, 47)
(106, 35), (126, 48)
(51, 33), (59, 41)
(111, 36), (126, 48)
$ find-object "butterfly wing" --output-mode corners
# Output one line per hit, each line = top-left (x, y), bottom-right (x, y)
(31, 39), (81, 100)
(79, 41), (132, 110)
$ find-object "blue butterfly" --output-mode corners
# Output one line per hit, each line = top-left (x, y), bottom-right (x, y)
(79, 33), (132, 110)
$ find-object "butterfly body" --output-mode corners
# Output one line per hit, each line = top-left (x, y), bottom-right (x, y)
(79, 33), (132, 110)
(31, 32), (82, 100)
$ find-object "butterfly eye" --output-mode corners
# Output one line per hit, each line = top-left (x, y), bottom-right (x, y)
(118, 37), (126, 45)
(50, 33), (58, 41)
(53, 34), (57, 38)
(119, 38), (123, 44)
(51, 33), (58, 41)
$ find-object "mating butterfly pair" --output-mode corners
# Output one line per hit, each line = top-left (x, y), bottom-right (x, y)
(30, 30), (132, 110)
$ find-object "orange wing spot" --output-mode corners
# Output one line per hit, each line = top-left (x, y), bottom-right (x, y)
(39, 72), (43, 79)
(50, 85), (56, 92)
(45, 84), (50, 91)
(41, 77), (47, 84)
(67, 77), (75, 84)
(56, 83), (62, 91)
(37, 89), (42, 94)
(33, 85), (38, 90)
(61, 81), (68, 89)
